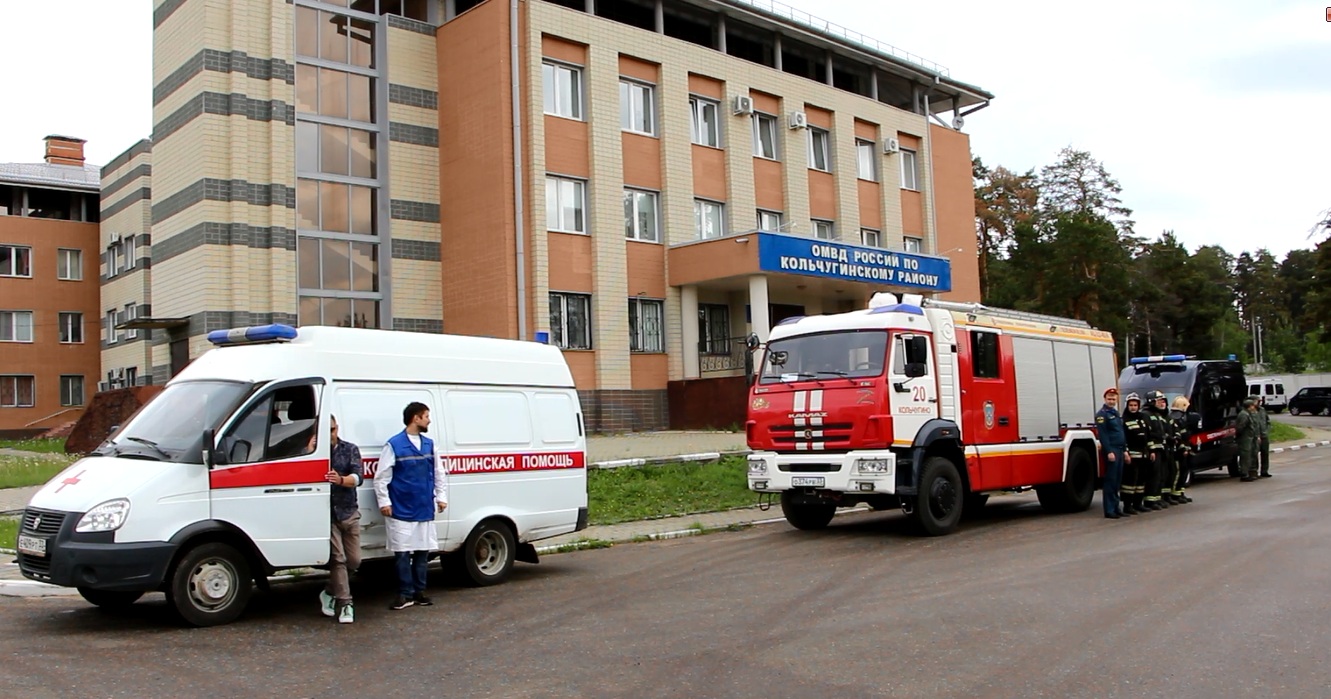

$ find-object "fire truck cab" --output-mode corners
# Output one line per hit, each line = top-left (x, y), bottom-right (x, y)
(746, 292), (1118, 535)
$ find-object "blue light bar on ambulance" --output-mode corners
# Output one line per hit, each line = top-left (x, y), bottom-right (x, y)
(206, 324), (299, 346)
(1128, 354), (1191, 365)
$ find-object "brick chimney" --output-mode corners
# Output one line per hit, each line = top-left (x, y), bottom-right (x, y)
(44, 135), (87, 166)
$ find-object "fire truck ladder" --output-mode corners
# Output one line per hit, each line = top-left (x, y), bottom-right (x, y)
(920, 299), (1092, 329)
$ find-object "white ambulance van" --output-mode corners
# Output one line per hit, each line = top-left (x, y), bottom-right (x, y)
(17, 324), (588, 626)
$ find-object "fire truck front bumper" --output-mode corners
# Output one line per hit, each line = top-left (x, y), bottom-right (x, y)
(747, 451), (898, 495)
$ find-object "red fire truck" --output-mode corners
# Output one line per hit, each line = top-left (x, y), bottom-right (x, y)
(746, 292), (1118, 535)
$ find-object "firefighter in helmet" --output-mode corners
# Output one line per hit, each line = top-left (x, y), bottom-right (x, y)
(1168, 395), (1195, 503)
(1139, 388), (1171, 508)
(1120, 393), (1150, 515)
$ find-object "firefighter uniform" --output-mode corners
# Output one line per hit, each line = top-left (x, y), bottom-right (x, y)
(1121, 394), (1150, 515)
(1142, 391), (1170, 511)
(1168, 404), (1195, 503)
(1236, 399), (1258, 481)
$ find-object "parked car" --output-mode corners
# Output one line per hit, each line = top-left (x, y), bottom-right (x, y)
(1288, 387), (1331, 416)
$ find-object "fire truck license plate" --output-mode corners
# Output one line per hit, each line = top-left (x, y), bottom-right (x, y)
(17, 535), (47, 557)
(791, 477), (825, 487)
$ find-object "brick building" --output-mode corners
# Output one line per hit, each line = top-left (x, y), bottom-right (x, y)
(0, 137), (102, 436)
(113, 0), (992, 431)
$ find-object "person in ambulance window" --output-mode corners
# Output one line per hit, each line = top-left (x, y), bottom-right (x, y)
(373, 402), (448, 611)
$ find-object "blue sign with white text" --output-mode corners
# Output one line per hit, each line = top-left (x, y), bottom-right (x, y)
(756, 233), (952, 292)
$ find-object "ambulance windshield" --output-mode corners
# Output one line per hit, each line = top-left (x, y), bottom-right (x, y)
(760, 330), (888, 384)
(101, 380), (253, 462)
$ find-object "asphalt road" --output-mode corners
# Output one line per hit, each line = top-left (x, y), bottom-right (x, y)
(1272, 412), (1331, 432)
(2, 449), (1329, 699)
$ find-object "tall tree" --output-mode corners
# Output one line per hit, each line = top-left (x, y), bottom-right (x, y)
(1038, 147), (1135, 233)
(973, 158), (1040, 300)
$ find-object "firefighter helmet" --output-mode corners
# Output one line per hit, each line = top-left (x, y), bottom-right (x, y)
(1125, 392), (1141, 404)
(1146, 390), (1165, 403)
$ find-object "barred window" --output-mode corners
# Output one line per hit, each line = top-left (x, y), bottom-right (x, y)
(628, 298), (664, 353)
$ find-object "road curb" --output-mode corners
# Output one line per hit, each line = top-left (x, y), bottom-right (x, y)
(1272, 440), (1331, 455)
(590, 449), (750, 470)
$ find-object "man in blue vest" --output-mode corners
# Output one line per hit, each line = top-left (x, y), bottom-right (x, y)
(373, 402), (448, 610)
(1095, 387), (1127, 519)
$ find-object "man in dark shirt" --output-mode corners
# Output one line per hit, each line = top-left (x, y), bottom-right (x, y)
(319, 415), (364, 623)
(1095, 387), (1127, 519)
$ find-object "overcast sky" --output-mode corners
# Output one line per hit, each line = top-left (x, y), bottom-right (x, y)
(2, 0), (1327, 259)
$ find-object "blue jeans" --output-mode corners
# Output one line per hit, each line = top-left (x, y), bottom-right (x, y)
(395, 551), (429, 597)
(1102, 449), (1124, 515)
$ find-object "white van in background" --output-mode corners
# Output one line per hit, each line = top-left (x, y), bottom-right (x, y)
(1247, 378), (1288, 413)
(17, 324), (588, 626)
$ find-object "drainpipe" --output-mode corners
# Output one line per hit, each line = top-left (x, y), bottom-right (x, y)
(511, 0), (528, 340)
(922, 93), (941, 292)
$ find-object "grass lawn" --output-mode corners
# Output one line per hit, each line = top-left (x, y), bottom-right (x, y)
(1269, 421), (1305, 444)
(0, 437), (69, 454)
(0, 453), (78, 490)
(0, 517), (15, 550)
(588, 455), (754, 525)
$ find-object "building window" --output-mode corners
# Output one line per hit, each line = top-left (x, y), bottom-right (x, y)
(549, 292), (591, 350)
(628, 298), (664, 353)
(299, 238), (379, 292)
(0, 245), (32, 278)
(807, 127), (831, 172)
(106, 309), (118, 345)
(694, 199), (725, 240)
(124, 236), (137, 270)
(757, 209), (784, 232)
(0, 311), (33, 343)
(861, 229), (882, 248)
(59, 312), (83, 344)
(752, 112), (778, 159)
(298, 296), (378, 328)
(900, 148), (919, 190)
(295, 6), (375, 68)
(699, 304), (731, 355)
(296, 122), (377, 179)
(57, 248), (83, 281)
(689, 96), (720, 147)
(620, 80), (656, 136)
(856, 139), (877, 181)
(542, 61), (583, 120)
(623, 189), (659, 242)
(812, 220), (835, 240)
(297, 180), (376, 236)
(0, 376), (35, 408)
(60, 376), (84, 407)
(904, 236), (923, 253)
(126, 366), (138, 387)
(295, 64), (375, 123)
(546, 177), (586, 234)
(124, 304), (138, 340)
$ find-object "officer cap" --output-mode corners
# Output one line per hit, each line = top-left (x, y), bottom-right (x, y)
(1103, 387), (1119, 397)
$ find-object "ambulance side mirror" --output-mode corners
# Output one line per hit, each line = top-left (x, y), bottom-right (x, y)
(201, 428), (217, 468)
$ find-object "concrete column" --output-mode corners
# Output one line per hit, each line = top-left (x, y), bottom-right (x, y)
(654, 0), (664, 33)
(825, 51), (834, 86)
(773, 34), (782, 71)
(681, 285), (700, 379)
(585, 0), (594, 13)
(443, 0), (456, 21)
(716, 13), (726, 53)
(869, 71), (879, 101)
(749, 275), (771, 342)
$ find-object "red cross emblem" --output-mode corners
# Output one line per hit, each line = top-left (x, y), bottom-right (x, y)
(55, 470), (86, 493)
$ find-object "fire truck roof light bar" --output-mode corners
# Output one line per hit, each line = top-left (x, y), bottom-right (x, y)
(1128, 354), (1193, 365)
(207, 324), (299, 346)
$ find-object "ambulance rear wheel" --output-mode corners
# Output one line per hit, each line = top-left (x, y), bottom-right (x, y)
(909, 457), (963, 536)
(462, 519), (516, 587)
(77, 588), (143, 610)
(780, 492), (836, 530)
(166, 543), (253, 627)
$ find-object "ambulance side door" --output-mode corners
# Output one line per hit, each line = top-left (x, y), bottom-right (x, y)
(210, 378), (331, 568)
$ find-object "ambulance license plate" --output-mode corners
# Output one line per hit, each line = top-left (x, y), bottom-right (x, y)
(17, 535), (47, 557)
(791, 477), (825, 487)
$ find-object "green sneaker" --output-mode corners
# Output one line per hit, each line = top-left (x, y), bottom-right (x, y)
(319, 589), (336, 618)
(337, 601), (355, 624)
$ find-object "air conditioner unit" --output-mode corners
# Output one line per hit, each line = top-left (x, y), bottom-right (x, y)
(788, 111), (808, 129)
(732, 95), (754, 116)
(883, 137), (901, 155)
(109, 233), (122, 244)
(97, 381), (109, 392)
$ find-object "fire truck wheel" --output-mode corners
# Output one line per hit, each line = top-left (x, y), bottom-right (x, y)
(780, 493), (837, 530)
(1035, 448), (1096, 513)
(910, 457), (963, 536)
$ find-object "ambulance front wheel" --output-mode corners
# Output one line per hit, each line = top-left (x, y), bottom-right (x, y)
(166, 542), (253, 627)
(780, 492), (836, 530)
(461, 519), (516, 587)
